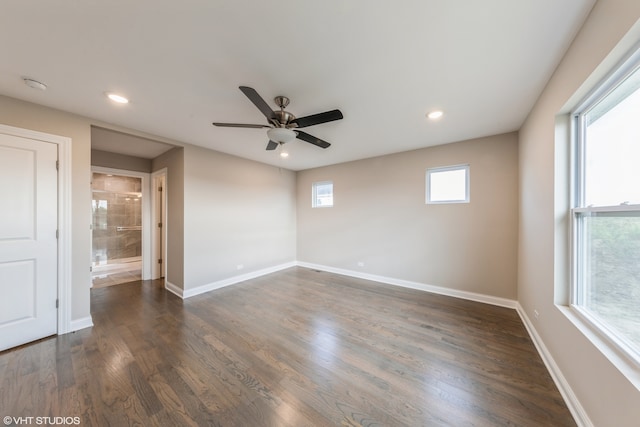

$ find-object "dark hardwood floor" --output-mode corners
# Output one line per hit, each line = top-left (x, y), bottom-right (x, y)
(0, 267), (576, 426)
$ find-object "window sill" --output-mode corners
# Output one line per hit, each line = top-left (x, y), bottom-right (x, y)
(557, 304), (640, 392)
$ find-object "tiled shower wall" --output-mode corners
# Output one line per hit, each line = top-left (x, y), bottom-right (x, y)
(92, 173), (142, 264)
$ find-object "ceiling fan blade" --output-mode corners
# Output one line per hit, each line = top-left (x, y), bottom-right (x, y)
(266, 140), (279, 151)
(212, 122), (271, 128)
(295, 131), (331, 149)
(239, 86), (275, 121)
(291, 109), (343, 128)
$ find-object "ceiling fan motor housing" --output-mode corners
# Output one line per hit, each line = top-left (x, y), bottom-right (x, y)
(272, 96), (297, 127)
(273, 109), (296, 127)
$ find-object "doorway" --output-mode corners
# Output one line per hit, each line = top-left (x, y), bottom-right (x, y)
(91, 170), (150, 287)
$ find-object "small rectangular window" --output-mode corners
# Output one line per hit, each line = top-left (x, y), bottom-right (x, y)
(312, 181), (333, 208)
(426, 164), (469, 204)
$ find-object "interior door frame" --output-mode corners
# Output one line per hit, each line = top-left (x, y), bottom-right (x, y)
(151, 168), (167, 280)
(91, 166), (152, 280)
(0, 123), (72, 334)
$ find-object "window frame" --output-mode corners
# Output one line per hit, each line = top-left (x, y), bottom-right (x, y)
(425, 164), (470, 204)
(312, 180), (334, 208)
(570, 45), (640, 367)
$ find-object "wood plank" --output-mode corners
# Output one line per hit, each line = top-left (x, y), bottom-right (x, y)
(0, 267), (576, 426)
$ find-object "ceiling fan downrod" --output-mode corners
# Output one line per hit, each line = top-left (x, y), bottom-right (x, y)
(273, 96), (296, 127)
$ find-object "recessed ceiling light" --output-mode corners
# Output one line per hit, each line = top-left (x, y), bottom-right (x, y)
(427, 110), (443, 120)
(23, 78), (47, 91)
(106, 93), (129, 104)
(280, 151), (289, 158)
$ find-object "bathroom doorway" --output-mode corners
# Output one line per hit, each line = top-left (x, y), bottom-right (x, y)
(91, 170), (148, 287)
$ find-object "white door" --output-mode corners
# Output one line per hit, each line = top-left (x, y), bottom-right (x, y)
(0, 133), (58, 351)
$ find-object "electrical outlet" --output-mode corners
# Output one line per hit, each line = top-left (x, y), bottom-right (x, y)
(236, 264), (244, 270)
(534, 309), (539, 319)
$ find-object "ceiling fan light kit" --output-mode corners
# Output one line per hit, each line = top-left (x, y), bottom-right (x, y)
(213, 86), (343, 152)
(267, 127), (296, 144)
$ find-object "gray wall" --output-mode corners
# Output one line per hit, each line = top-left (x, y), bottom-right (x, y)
(297, 132), (519, 300)
(91, 149), (152, 173)
(152, 147), (185, 288)
(182, 144), (296, 290)
(518, 1), (640, 425)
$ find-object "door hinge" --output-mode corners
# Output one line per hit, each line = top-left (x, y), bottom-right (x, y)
(158, 222), (163, 228)
(89, 266), (93, 272)
(56, 229), (59, 239)
(158, 259), (163, 264)
(158, 186), (163, 192)
(56, 299), (59, 309)
(56, 160), (59, 170)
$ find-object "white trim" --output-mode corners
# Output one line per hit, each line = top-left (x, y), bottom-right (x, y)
(168, 260), (517, 309)
(69, 316), (94, 332)
(572, 39), (640, 117)
(151, 168), (168, 280)
(296, 261), (517, 309)
(91, 166), (152, 280)
(516, 304), (593, 427)
(174, 262), (297, 299)
(573, 205), (640, 214)
(0, 124), (73, 335)
(164, 280), (184, 298)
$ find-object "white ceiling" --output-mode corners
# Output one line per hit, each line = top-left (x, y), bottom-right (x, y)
(1, 0), (595, 171)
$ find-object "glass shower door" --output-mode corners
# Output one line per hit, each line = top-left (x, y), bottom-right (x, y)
(91, 172), (143, 287)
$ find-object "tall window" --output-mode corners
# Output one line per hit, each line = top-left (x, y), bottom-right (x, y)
(426, 164), (469, 204)
(572, 49), (640, 362)
(312, 181), (333, 207)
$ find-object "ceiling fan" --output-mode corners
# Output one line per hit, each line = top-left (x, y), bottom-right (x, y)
(213, 86), (343, 151)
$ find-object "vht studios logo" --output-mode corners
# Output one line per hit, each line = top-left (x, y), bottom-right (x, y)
(3, 416), (81, 426)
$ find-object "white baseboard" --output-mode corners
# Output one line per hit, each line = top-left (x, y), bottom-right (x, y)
(170, 262), (297, 299)
(516, 303), (592, 427)
(165, 280), (184, 298)
(168, 261), (516, 308)
(68, 316), (93, 332)
(296, 261), (517, 309)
